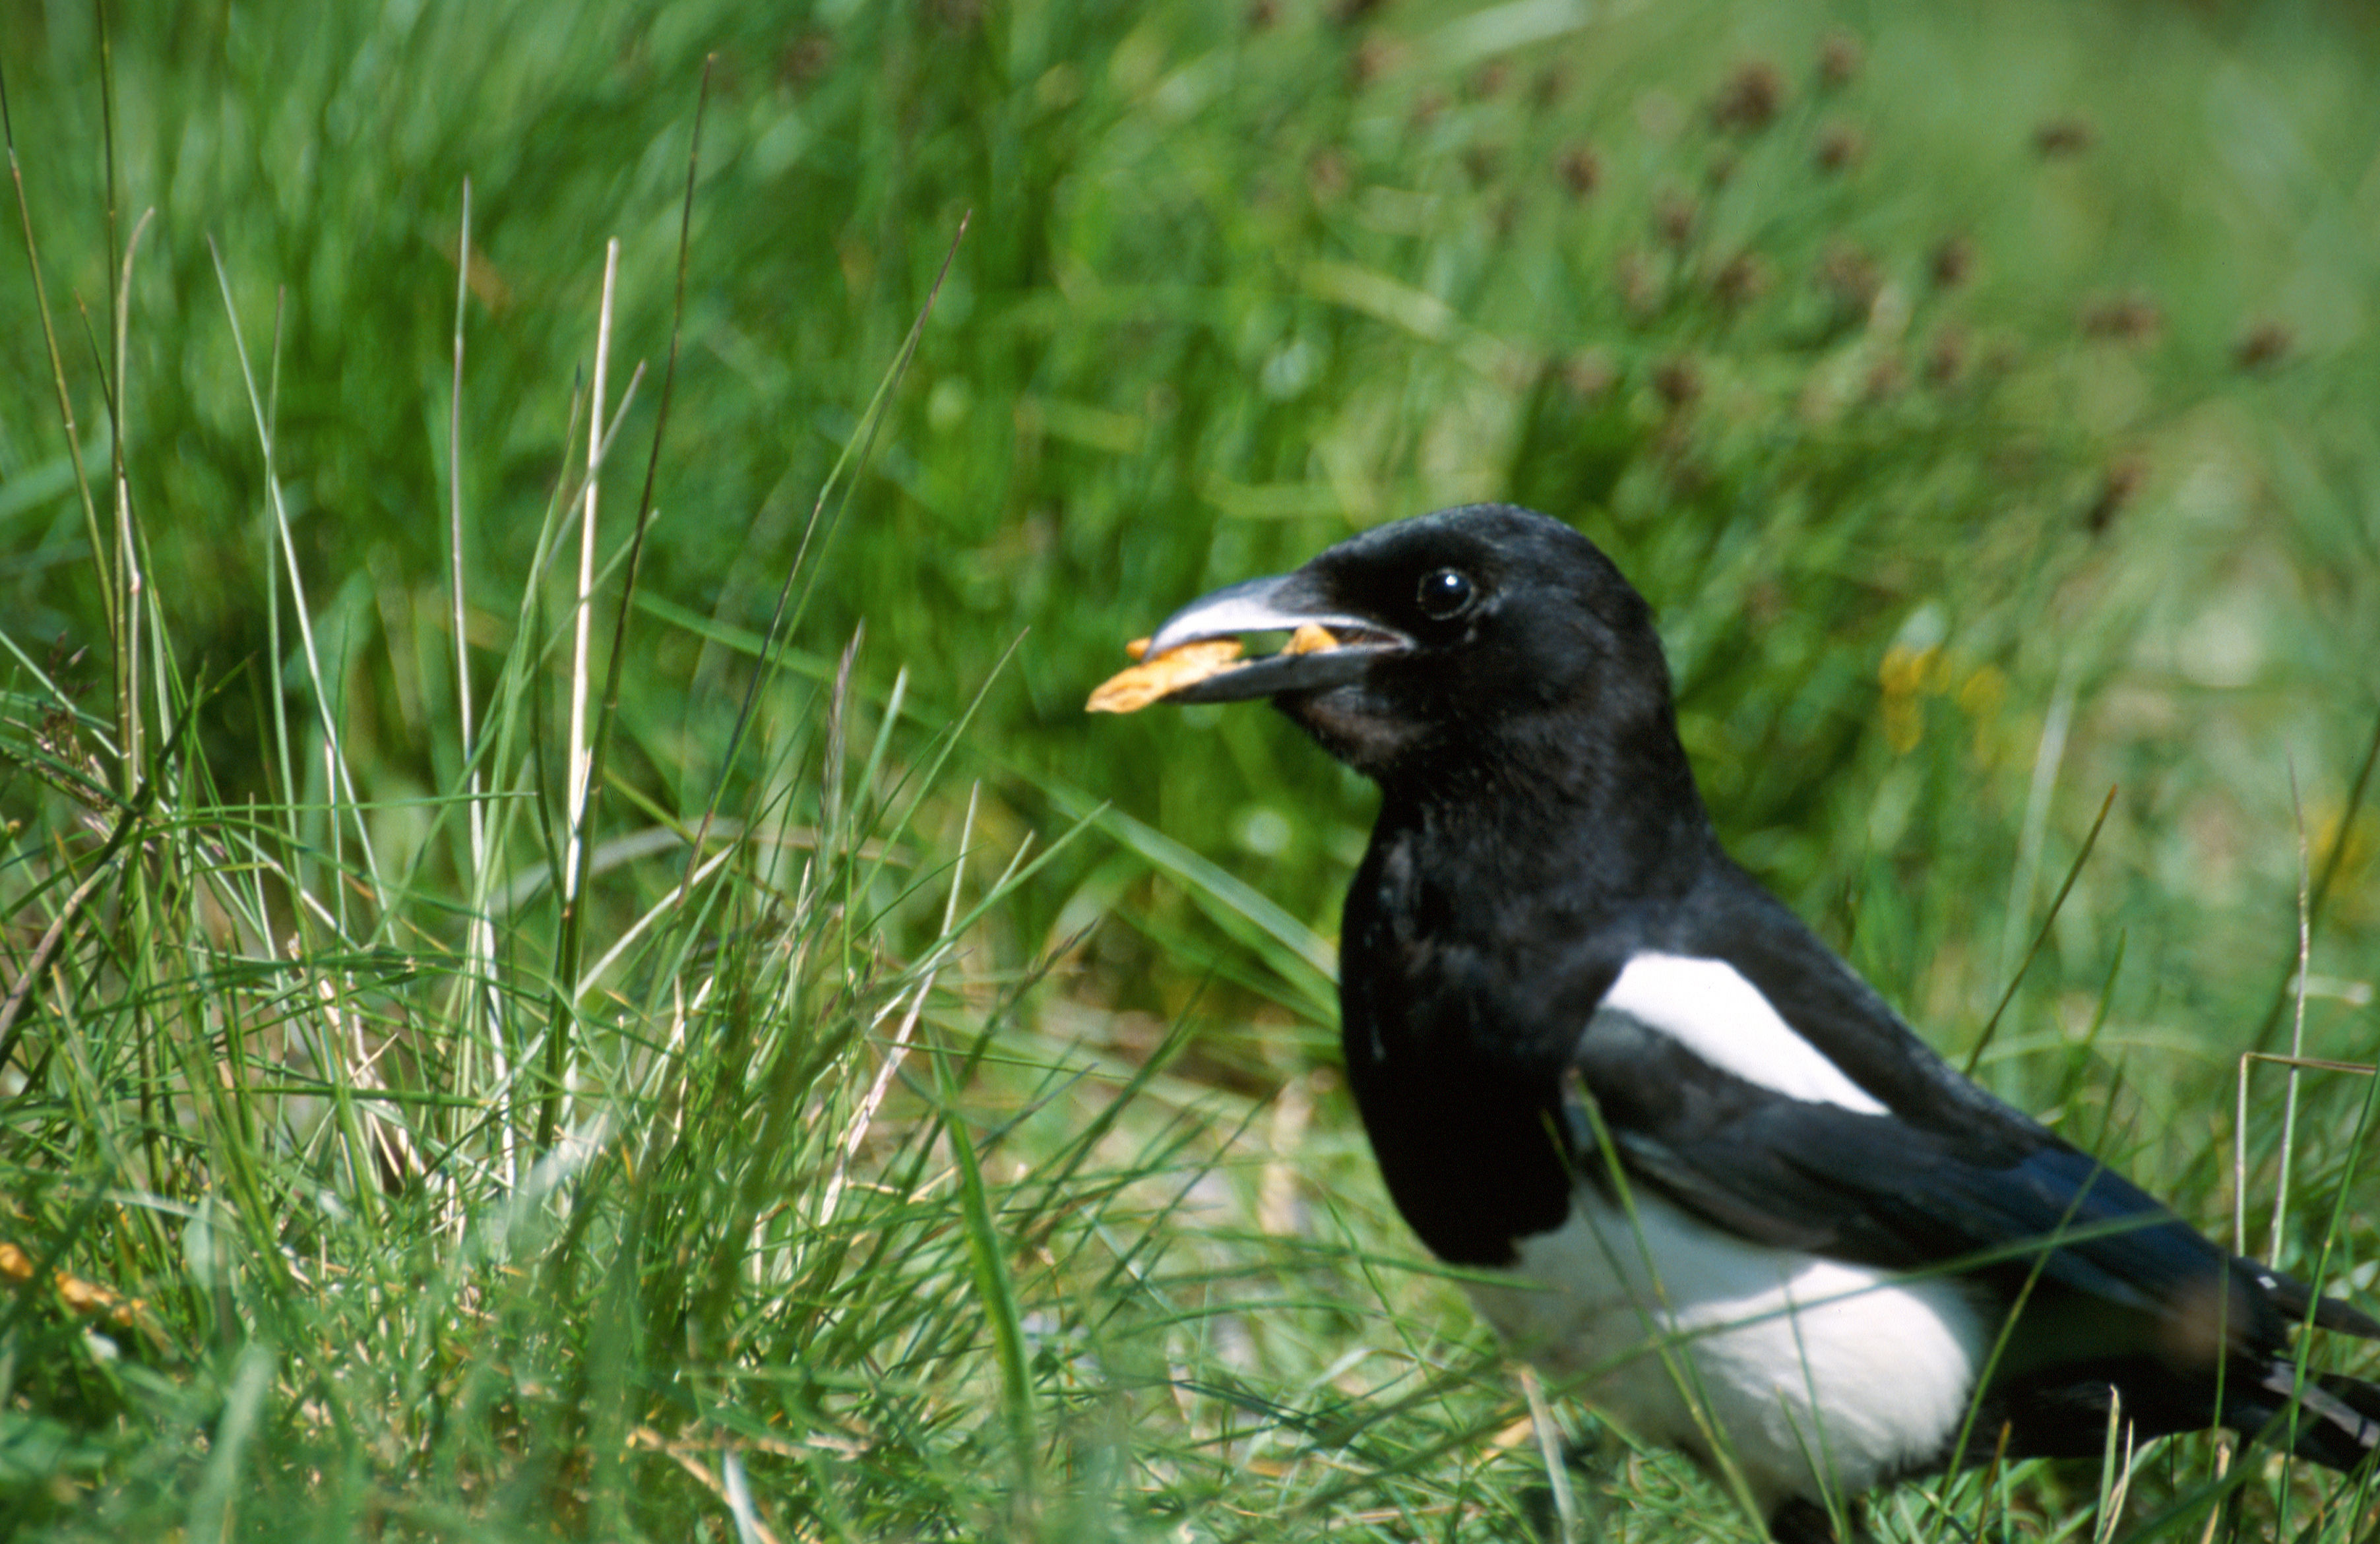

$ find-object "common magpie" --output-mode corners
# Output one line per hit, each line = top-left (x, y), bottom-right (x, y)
(1090, 504), (2379, 1541)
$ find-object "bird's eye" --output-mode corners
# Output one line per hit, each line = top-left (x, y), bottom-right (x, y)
(1416, 567), (1476, 621)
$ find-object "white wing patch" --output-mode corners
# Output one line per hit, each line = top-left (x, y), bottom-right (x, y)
(1600, 952), (1889, 1115)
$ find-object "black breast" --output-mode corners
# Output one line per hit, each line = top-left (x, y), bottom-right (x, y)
(1336, 832), (1582, 1266)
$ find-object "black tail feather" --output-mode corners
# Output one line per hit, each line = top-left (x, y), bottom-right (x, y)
(2256, 1268), (2380, 1340)
(2249, 1363), (2380, 1471)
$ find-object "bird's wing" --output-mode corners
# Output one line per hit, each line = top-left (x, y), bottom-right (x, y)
(1567, 958), (2249, 1326)
(1643, 882), (2377, 1341)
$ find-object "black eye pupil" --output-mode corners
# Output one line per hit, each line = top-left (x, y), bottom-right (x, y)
(1417, 567), (1474, 620)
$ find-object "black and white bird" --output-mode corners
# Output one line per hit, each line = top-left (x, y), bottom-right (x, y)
(1092, 504), (2379, 1541)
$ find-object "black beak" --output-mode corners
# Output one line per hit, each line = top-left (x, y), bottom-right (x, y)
(1137, 571), (1408, 703)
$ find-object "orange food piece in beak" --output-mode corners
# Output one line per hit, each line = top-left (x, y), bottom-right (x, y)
(1086, 638), (1247, 714)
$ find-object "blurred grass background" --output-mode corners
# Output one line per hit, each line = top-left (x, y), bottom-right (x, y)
(2, 0), (2377, 1538)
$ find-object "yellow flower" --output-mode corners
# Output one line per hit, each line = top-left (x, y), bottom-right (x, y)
(1879, 643), (1943, 753)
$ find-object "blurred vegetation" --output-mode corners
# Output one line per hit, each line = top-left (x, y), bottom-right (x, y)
(1, 0), (2376, 1537)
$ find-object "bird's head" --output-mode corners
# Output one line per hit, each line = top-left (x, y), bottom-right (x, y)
(1093, 505), (1683, 791)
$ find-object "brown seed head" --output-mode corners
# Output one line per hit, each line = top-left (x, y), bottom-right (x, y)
(1819, 243), (1881, 313)
(2233, 320), (2292, 372)
(1714, 253), (1772, 309)
(1817, 32), (1863, 90)
(1815, 123), (1867, 173)
(1925, 328), (1968, 387)
(1563, 349), (1617, 398)
(2085, 456), (2148, 534)
(1651, 355), (1704, 409)
(778, 32), (835, 87)
(2033, 117), (2095, 158)
(1654, 193), (1698, 249)
(1929, 236), (1974, 290)
(1559, 143), (1602, 197)
(2080, 292), (2162, 344)
(1308, 149), (1351, 201)
(1710, 61), (1786, 133)
(1617, 251), (1661, 321)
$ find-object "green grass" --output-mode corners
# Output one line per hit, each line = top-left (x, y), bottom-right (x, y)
(3, 0), (2377, 1538)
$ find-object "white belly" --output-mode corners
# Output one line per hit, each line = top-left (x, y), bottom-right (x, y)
(1464, 1189), (1988, 1510)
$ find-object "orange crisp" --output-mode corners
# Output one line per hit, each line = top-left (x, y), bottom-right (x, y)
(1086, 638), (1245, 714)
